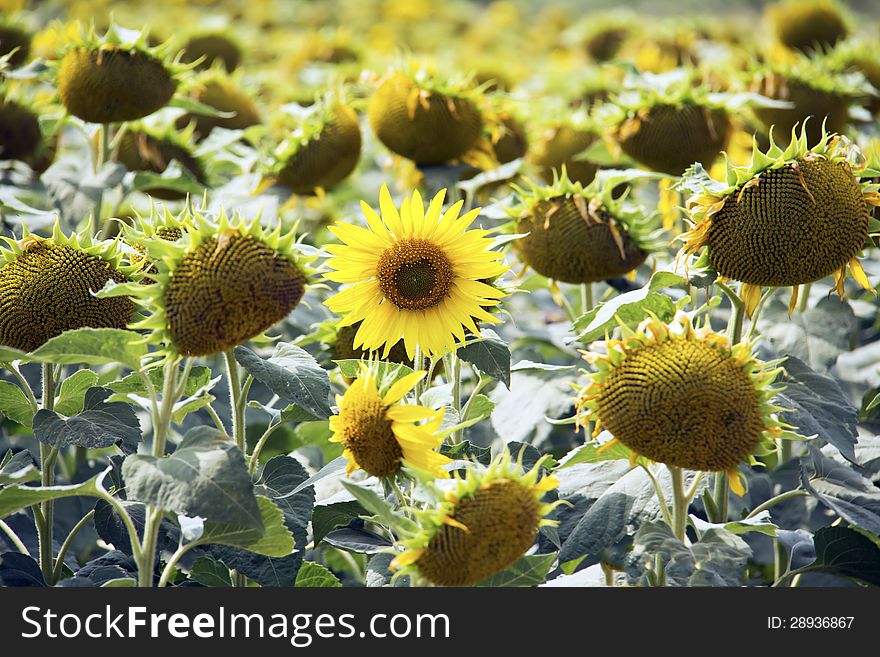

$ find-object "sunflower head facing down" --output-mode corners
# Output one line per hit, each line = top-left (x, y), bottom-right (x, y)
(676, 123), (879, 315)
(329, 363), (449, 479)
(324, 185), (509, 360)
(575, 314), (790, 495)
(391, 450), (560, 587)
(123, 206), (316, 358)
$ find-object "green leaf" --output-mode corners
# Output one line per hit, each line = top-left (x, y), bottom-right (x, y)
(29, 329), (147, 370)
(557, 440), (639, 470)
(33, 387), (141, 450)
(573, 277), (678, 344)
(475, 553), (557, 587)
(129, 161), (204, 197)
(169, 95), (237, 118)
(122, 426), (262, 529)
(101, 578), (136, 587)
(109, 366), (214, 398)
(0, 450), (39, 486)
(248, 400), (320, 424)
(801, 448), (880, 535)
(340, 480), (415, 532)
(295, 561), (342, 587)
(235, 344), (331, 419)
(172, 394), (215, 424)
(802, 525), (880, 586)
(626, 522), (752, 587)
(0, 345), (29, 363)
(198, 496), (294, 557)
(54, 370), (99, 416)
(462, 394), (494, 422)
(0, 381), (35, 427)
(189, 556), (232, 587)
(779, 356), (858, 463)
(332, 359), (416, 385)
(311, 501), (368, 545)
(690, 510), (778, 537)
(439, 440), (491, 465)
(458, 329), (511, 389)
(0, 473), (104, 518)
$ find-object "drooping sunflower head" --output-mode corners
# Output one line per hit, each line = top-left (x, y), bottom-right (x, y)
(508, 168), (660, 284)
(596, 68), (733, 176)
(266, 92), (362, 195)
(0, 92), (41, 163)
(527, 104), (602, 186)
(766, 0), (849, 54)
(178, 29), (242, 72)
(124, 207), (316, 358)
(367, 62), (485, 164)
(324, 185), (509, 360)
(748, 53), (873, 146)
(676, 124), (879, 312)
(56, 23), (188, 124)
(329, 363), (449, 479)
(113, 121), (206, 200)
(575, 313), (788, 490)
(563, 12), (632, 63)
(826, 38), (880, 116)
(174, 67), (261, 141)
(0, 18), (31, 68)
(391, 450), (560, 587)
(287, 27), (361, 72)
(0, 221), (138, 353)
(333, 319), (413, 369)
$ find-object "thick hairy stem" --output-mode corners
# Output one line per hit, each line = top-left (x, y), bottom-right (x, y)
(224, 350), (246, 452)
(38, 363), (57, 582)
(51, 509), (95, 583)
(669, 466), (688, 543)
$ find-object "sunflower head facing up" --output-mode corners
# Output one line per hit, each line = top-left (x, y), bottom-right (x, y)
(324, 185), (509, 360)
(56, 23), (188, 124)
(509, 168), (658, 284)
(767, 0), (849, 55)
(124, 207), (315, 358)
(391, 450), (560, 587)
(676, 124), (878, 315)
(329, 363), (449, 479)
(0, 221), (138, 353)
(575, 314), (788, 494)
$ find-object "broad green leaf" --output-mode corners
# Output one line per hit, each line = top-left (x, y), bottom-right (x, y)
(557, 439), (638, 470)
(802, 525), (880, 586)
(29, 329), (147, 370)
(109, 365), (214, 398)
(54, 370), (99, 416)
(458, 329), (511, 389)
(129, 161), (204, 197)
(0, 381), (35, 427)
(295, 561), (342, 587)
(172, 394), (215, 424)
(189, 556), (232, 587)
(311, 501), (368, 545)
(235, 344), (331, 419)
(462, 394), (495, 422)
(0, 345), (29, 363)
(340, 480), (401, 529)
(198, 496), (294, 557)
(122, 426), (262, 529)
(690, 510), (778, 537)
(476, 553), (557, 587)
(0, 450), (39, 486)
(33, 387), (141, 450)
(0, 473), (104, 518)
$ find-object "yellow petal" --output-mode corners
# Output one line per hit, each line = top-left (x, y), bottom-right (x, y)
(727, 470), (745, 497)
(741, 283), (762, 318)
(383, 370), (427, 404)
(390, 549), (423, 570)
(849, 257), (873, 292)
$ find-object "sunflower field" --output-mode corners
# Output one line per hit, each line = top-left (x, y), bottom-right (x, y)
(0, 0), (879, 592)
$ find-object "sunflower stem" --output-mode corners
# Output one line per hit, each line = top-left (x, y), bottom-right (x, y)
(450, 353), (463, 444)
(640, 465), (673, 528)
(716, 281), (744, 344)
(249, 423), (282, 475)
(745, 288), (777, 341)
(413, 345), (425, 399)
(137, 357), (182, 587)
(796, 282), (811, 313)
(581, 282), (594, 316)
(711, 471), (729, 524)
(37, 363), (57, 582)
(224, 349), (246, 453)
(745, 489), (808, 519)
(0, 519), (29, 555)
(668, 466), (688, 543)
(51, 509), (95, 584)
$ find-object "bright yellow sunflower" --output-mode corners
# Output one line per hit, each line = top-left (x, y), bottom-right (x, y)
(324, 185), (509, 359)
(329, 363), (451, 479)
